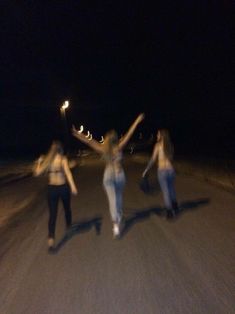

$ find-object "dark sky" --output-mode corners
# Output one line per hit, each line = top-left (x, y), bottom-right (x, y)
(0, 1), (234, 157)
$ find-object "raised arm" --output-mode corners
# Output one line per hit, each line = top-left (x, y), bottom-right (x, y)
(142, 142), (159, 177)
(118, 113), (145, 150)
(62, 157), (78, 195)
(72, 126), (104, 154)
(33, 156), (45, 176)
(33, 153), (54, 176)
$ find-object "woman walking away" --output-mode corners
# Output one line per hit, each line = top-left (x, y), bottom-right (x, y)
(72, 113), (144, 238)
(34, 141), (78, 249)
(142, 129), (179, 218)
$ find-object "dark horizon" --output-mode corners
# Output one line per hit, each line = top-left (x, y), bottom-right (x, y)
(0, 1), (234, 159)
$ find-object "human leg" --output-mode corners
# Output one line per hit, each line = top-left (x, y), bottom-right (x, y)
(158, 170), (174, 218)
(114, 172), (126, 223)
(167, 170), (179, 214)
(47, 185), (59, 245)
(60, 184), (72, 229)
(104, 182), (121, 237)
(103, 167), (119, 222)
(103, 180), (118, 223)
(158, 170), (173, 209)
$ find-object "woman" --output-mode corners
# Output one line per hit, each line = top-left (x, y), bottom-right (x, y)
(72, 113), (144, 238)
(34, 141), (78, 248)
(142, 129), (179, 218)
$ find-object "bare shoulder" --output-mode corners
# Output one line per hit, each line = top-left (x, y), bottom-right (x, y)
(154, 142), (160, 150)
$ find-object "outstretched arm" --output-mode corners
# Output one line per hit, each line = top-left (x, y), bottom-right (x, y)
(142, 143), (159, 177)
(118, 113), (145, 150)
(72, 126), (104, 154)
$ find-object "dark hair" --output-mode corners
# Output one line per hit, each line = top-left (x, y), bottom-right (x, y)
(159, 129), (174, 161)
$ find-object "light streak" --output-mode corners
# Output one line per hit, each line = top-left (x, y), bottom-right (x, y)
(78, 125), (84, 133)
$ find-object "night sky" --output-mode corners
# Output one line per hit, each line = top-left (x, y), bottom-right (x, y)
(0, 1), (234, 158)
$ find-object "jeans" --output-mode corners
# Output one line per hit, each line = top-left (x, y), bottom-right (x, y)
(103, 166), (126, 223)
(157, 168), (177, 209)
(47, 184), (72, 238)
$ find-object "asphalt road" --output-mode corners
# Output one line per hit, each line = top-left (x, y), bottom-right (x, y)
(0, 156), (234, 314)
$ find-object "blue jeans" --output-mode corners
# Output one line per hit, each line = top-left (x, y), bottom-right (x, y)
(157, 169), (177, 210)
(103, 166), (126, 223)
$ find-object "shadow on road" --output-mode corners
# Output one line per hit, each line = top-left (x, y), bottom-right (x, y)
(121, 198), (210, 238)
(51, 216), (102, 254)
(122, 206), (164, 237)
(179, 198), (210, 213)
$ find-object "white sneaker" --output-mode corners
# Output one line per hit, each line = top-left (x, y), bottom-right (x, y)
(113, 223), (120, 238)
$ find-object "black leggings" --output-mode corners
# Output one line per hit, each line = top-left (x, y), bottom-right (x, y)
(47, 184), (72, 238)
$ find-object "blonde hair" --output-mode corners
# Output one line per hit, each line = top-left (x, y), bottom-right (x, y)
(37, 141), (64, 174)
(103, 130), (119, 161)
(159, 129), (174, 161)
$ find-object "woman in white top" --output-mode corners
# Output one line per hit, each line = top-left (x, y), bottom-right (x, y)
(143, 129), (179, 218)
(72, 114), (144, 237)
(34, 141), (77, 248)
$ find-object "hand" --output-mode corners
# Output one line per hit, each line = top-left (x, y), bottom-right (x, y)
(37, 155), (44, 163)
(136, 113), (145, 124)
(71, 186), (78, 195)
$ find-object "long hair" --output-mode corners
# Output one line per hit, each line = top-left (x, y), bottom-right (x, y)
(103, 130), (119, 161)
(38, 141), (64, 174)
(159, 129), (174, 161)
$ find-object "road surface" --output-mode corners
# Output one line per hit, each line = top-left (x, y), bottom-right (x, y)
(0, 156), (234, 314)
